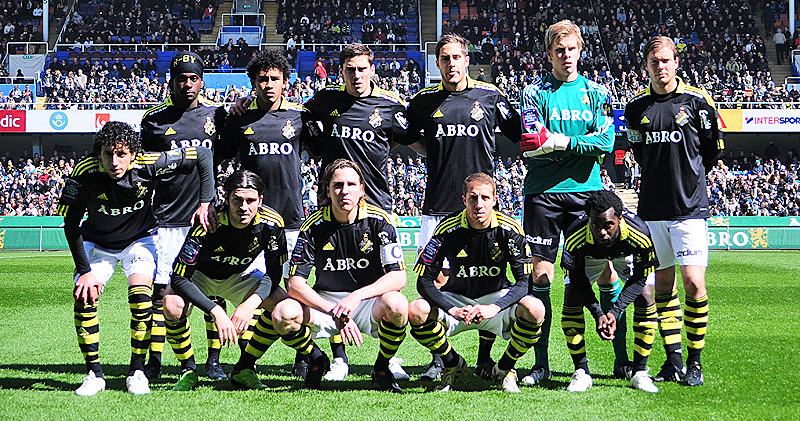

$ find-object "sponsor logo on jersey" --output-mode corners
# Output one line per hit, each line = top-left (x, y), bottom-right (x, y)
(292, 237), (307, 263)
(549, 108), (594, 122)
(581, 94), (590, 105)
(165, 127), (177, 135)
(323, 242), (335, 251)
(211, 255), (254, 265)
(322, 257), (370, 271)
(282, 119), (296, 139)
(214, 246), (225, 252)
(522, 108), (539, 130)
(420, 238), (441, 264)
(454, 265), (502, 277)
(527, 235), (553, 246)
(456, 249), (467, 258)
(268, 236), (279, 251)
(497, 101), (510, 120)
(676, 249), (704, 257)
(470, 101), (484, 121)
(244, 127), (255, 135)
(508, 239), (521, 257)
(248, 142), (294, 155)
(331, 124), (377, 142)
(97, 193), (109, 200)
(644, 130), (683, 144)
(675, 106), (689, 126)
(699, 110), (711, 129)
(435, 124), (480, 138)
(169, 138), (213, 149)
(394, 111), (408, 129)
(640, 116), (650, 124)
(432, 109), (444, 118)
(97, 199), (146, 216)
(369, 109), (382, 128)
(155, 163), (179, 176)
(204, 116), (216, 136)
(330, 109), (340, 117)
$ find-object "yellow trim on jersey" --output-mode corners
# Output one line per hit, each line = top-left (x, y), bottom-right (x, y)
(564, 224), (589, 252)
(218, 210), (230, 226)
(189, 224), (207, 237)
(300, 209), (325, 231)
(372, 85), (406, 105)
(319, 201), (369, 222)
(198, 96), (222, 107)
(459, 208), (499, 229)
(255, 206), (285, 227)
(364, 203), (393, 223)
(70, 157), (101, 177)
(684, 86), (716, 107)
(496, 213), (524, 235)
(432, 214), (461, 236)
(143, 97), (173, 117)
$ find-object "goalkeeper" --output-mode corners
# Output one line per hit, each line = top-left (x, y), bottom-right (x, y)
(516, 20), (616, 387)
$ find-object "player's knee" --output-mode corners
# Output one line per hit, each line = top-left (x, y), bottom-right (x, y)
(518, 295), (545, 323)
(272, 298), (304, 335)
(379, 291), (409, 319)
(163, 294), (185, 320)
(638, 284), (655, 306)
(408, 298), (431, 325)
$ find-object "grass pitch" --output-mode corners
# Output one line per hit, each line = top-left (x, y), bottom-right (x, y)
(1, 250), (799, 420)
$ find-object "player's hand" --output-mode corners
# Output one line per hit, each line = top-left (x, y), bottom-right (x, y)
(192, 202), (218, 234)
(521, 122), (569, 157)
(229, 95), (254, 116)
(74, 272), (103, 305)
(336, 317), (363, 347)
(465, 304), (500, 325)
(596, 313), (616, 340)
(211, 306), (237, 348)
(447, 305), (473, 322)
(230, 303), (257, 336)
(331, 292), (361, 320)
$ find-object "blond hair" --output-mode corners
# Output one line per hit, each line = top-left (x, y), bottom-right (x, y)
(545, 20), (584, 51)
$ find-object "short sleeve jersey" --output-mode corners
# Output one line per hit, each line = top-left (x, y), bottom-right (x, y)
(519, 74), (615, 194)
(406, 77), (521, 215)
(303, 84), (411, 212)
(624, 78), (724, 220)
(219, 97), (309, 229)
(140, 96), (226, 227)
(288, 202), (405, 292)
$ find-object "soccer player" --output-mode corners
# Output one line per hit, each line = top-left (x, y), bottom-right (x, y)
(162, 170), (288, 391)
(409, 173), (544, 393)
(517, 19), (615, 385)
(624, 36), (724, 386)
(560, 190), (659, 393)
(271, 159), (409, 392)
(140, 51), (228, 382)
(58, 121), (215, 396)
(405, 33), (521, 380)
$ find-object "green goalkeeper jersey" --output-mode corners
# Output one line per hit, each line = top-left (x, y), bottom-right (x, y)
(520, 74), (615, 194)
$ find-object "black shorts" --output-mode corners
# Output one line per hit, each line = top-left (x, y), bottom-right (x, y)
(522, 191), (595, 262)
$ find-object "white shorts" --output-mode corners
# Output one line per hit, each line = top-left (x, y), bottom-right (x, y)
(308, 291), (381, 339)
(419, 214), (449, 269)
(436, 289), (518, 341)
(189, 270), (264, 307)
(576, 256), (655, 286)
(74, 236), (157, 285)
(154, 226), (191, 285)
(646, 219), (709, 269)
(246, 228), (300, 279)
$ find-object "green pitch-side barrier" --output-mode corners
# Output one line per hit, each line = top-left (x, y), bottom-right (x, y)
(0, 216), (798, 250)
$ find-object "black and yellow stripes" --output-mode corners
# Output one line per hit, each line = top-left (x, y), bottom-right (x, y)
(410, 319), (452, 357)
(496, 213), (524, 235)
(255, 206), (285, 228)
(128, 285), (152, 357)
(299, 208), (325, 231)
(240, 308), (263, 343)
(498, 317), (542, 370)
(166, 318), (195, 364)
(204, 296), (226, 353)
(74, 302), (101, 375)
(149, 301), (166, 354)
(684, 85), (716, 108)
(684, 294), (708, 361)
(632, 303), (657, 371)
(378, 320), (406, 360)
(656, 289), (684, 355)
(563, 224), (589, 254)
(242, 311), (279, 361)
(364, 203), (394, 224)
(281, 325), (317, 355)
(70, 157), (101, 177)
(433, 214), (462, 236)
(561, 305), (587, 369)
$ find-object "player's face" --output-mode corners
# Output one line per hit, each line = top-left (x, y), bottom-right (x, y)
(588, 208), (620, 247)
(227, 188), (262, 228)
(547, 34), (581, 82)
(462, 182), (497, 228)
(100, 144), (134, 180)
(437, 42), (470, 91)
(172, 72), (202, 105)
(342, 54), (375, 97)
(646, 46), (679, 93)
(328, 167), (364, 217)
(254, 68), (286, 105)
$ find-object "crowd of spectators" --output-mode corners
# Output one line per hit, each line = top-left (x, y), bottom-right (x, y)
(0, 84), (35, 109)
(0, 1), (45, 54)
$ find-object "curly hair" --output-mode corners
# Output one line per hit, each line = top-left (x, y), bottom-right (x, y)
(584, 189), (624, 217)
(92, 121), (140, 156)
(247, 49), (290, 82)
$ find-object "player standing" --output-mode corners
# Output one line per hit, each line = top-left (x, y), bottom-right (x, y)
(405, 33), (521, 379)
(140, 51), (229, 382)
(624, 36), (723, 386)
(517, 20), (616, 386)
(58, 122), (215, 396)
(410, 173), (544, 393)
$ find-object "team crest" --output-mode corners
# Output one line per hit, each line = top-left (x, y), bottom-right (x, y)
(581, 94), (590, 105)
(675, 107), (689, 126)
(268, 236), (279, 251)
(378, 231), (391, 245)
(248, 237), (260, 253)
(490, 242), (503, 261)
(359, 233), (373, 254)
(136, 182), (148, 198)
(369, 109), (382, 128)
(470, 101), (484, 121)
(204, 116), (216, 136)
(282, 120), (295, 139)
(507, 239), (521, 257)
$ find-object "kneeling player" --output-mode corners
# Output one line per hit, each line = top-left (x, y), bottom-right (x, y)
(560, 190), (659, 392)
(163, 170), (288, 391)
(271, 159), (409, 393)
(59, 121), (216, 396)
(409, 173), (545, 393)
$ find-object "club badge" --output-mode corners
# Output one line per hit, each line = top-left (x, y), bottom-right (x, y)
(470, 101), (484, 121)
(490, 242), (503, 261)
(248, 237), (260, 253)
(359, 232), (373, 254)
(282, 120), (295, 138)
(675, 106), (689, 126)
(369, 109), (382, 128)
(204, 116), (216, 136)
(582, 94), (590, 105)
(136, 182), (148, 198)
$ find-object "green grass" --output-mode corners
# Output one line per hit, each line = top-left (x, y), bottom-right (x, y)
(1, 250), (799, 420)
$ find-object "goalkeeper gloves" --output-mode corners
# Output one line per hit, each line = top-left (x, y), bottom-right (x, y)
(521, 122), (569, 157)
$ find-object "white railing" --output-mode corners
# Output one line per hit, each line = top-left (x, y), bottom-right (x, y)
(5, 42), (49, 57)
(258, 42), (422, 53)
(53, 43), (219, 52)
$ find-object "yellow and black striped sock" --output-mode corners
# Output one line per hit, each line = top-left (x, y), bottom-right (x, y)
(128, 285), (152, 373)
(281, 325), (324, 360)
(148, 298), (165, 367)
(498, 317), (542, 370)
(656, 288), (684, 367)
(74, 302), (102, 377)
(376, 320), (406, 367)
(562, 305), (588, 372)
(329, 334), (347, 362)
(204, 296), (226, 362)
(632, 304), (658, 372)
(477, 330), (496, 364)
(166, 318), (196, 371)
(410, 319), (458, 367)
(238, 308), (262, 352)
(235, 311), (279, 370)
(684, 294), (708, 365)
